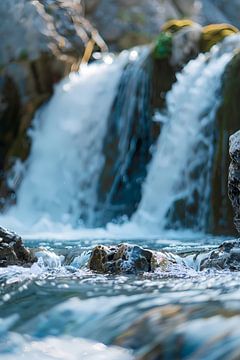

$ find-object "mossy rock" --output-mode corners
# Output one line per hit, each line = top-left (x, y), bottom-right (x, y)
(200, 24), (239, 52)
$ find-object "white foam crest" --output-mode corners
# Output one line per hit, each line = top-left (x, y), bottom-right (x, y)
(0, 333), (133, 360)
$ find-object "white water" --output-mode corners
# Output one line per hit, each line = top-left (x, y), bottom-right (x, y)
(4, 53), (131, 230)
(134, 36), (240, 232)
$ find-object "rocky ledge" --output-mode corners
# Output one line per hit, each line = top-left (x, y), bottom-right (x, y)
(229, 130), (240, 234)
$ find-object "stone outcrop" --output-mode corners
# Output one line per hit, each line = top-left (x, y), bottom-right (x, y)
(228, 131), (240, 234)
(0, 226), (35, 267)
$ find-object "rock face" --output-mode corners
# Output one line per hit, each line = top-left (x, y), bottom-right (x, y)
(84, 0), (200, 51)
(88, 243), (178, 274)
(228, 131), (240, 234)
(0, 226), (35, 267)
(0, 0), (103, 203)
(210, 53), (240, 235)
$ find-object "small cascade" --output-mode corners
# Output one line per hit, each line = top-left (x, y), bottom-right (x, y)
(134, 35), (240, 233)
(5, 52), (130, 229)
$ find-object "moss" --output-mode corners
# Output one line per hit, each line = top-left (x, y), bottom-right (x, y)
(153, 32), (172, 60)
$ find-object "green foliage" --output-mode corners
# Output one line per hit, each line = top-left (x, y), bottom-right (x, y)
(153, 32), (172, 59)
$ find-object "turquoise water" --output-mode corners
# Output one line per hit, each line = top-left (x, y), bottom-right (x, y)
(0, 234), (240, 359)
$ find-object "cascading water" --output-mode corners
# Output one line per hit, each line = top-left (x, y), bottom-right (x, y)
(2, 29), (240, 360)
(134, 35), (240, 233)
(3, 51), (137, 231)
(1, 36), (240, 236)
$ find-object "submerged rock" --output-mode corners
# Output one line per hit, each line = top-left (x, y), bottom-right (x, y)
(0, 226), (35, 267)
(229, 130), (240, 234)
(88, 243), (178, 274)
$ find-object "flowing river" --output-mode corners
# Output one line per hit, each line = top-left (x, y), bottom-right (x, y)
(0, 36), (240, 359)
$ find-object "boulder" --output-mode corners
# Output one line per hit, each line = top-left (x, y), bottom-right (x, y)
(88, 243), (178, 274)
(0, 226), (35, 267)
(228, 131), (240, 233)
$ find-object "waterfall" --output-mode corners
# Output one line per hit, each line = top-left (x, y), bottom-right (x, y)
(2, 48), (150, 231)
(134, 36), (240, 233)
(1, 36), (240, 236)
(4, 54), (128, 229)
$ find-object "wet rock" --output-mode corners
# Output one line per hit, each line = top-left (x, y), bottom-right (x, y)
(228, 131), (240, 234)
(0, 226), (36, 267)
(88, 243), (177, 274)
(200, 240), (240, 271)
(210, 53), (240, 235)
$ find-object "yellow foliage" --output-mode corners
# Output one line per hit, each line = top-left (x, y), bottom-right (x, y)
(162, 19), (197, 34)
(201, 24), (239, 52)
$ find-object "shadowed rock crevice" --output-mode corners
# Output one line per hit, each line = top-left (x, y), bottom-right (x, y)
(228, 130), (240, 234)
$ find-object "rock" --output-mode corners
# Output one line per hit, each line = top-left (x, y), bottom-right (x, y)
(228, 131), (240, 233)
(200, 240), (240, 271)
(84, 0), (199, 51)
(210, 53), (240, 235)
(88, 243), (178, 274)
(0, 226), (36, 267)
(156, 20), (238, 67)
(0, 0), (104, 205)
(170, 23), (202, 66)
